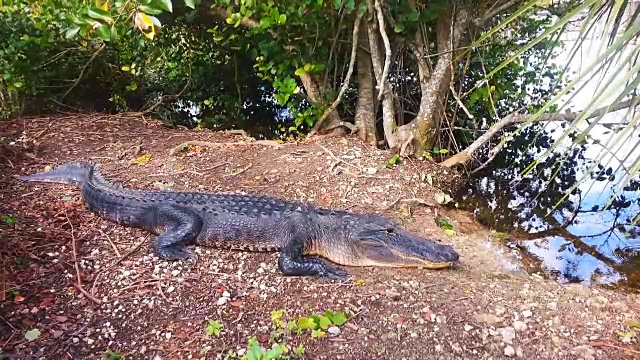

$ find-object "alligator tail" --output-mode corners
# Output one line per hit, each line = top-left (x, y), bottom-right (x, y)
(15, 162), (94, 186)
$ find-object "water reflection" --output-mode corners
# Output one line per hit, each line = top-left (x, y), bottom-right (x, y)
(457, 122), (640, 289)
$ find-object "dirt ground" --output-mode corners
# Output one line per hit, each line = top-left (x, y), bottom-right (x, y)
(1, 114), (639, 360)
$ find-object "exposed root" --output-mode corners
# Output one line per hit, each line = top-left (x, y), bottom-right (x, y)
(169, 140), (285, 156)
(384, 197), (437, 211)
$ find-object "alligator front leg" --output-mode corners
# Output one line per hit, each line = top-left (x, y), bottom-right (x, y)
(151, 207), (203, 261)
(277, 239), (349, 280)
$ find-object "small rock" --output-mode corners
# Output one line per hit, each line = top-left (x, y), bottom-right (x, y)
(504, 345), (515, 357)
(611, 301), (628, 311)
(474, 313), (502, 325)
(547, 302), (557, 310)
(521, 310), (533, 318)
(365, 167), (377, 174)
(495, 305), (506, 316)
(513, 321), (527, 332)
(500, 327), (516, 344)
(464, 324), (474, 332)
(586, 296), (608, 309)
(216, 297), (228, 306)
(572, 345), (595, 360)
(165, 332), (171, 339)
(327, 326), (341, 335)
(385, 288), (401, 300)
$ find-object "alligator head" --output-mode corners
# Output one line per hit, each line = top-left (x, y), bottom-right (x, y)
(324, 214), (460, 269)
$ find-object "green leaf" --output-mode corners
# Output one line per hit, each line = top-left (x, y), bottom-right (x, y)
(393, 23), (405, 33)
(627, 320), (640, 328)
(311, 329), (325, 338)
(317, 315), (332, 329)
(24, 329), (41, 342)
(294, 68), (306, 76)
(65, 26), (81, 39)
(184, 0), (198, 9)
(329, 311), (348, 326)
(138, 5), (163, 15)
(278, 14), (286, 24)
(154, 0), (173, 12)
(297, 317), (317, 330)
(407, 11), (420, 22)
(87, 7), (113, 23)
(94, 24), (111, 41)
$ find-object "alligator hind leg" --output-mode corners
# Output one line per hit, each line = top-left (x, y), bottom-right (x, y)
(151, 207), (203, 261)
(278, 239), (349, 280)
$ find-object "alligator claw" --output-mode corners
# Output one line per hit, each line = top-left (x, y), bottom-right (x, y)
(318, 266), (351, 281)
(155, 246), (197, 262)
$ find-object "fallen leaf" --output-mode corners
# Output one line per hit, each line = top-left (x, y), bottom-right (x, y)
(354, 279), (366, 286)
(14, 295), (25, 303)
(626, 320), (640, 328)
(229, 300), (242, 307)
(132, 153), (152, 164)
(24, 329), (41, 341)
(52, 315), (68, 323)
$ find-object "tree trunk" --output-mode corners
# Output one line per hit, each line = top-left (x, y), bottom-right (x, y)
(355, 20), (377, 144)
(298, 72), (345, 135)
(393, 7), (470, 156)
(366, 0), (398, 148)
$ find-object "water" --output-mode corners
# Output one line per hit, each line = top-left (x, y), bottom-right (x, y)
(455, 14), (640, 289)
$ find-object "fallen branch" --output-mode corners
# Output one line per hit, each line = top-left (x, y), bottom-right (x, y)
(440, 95), (640, 168)
(224, 163), (253, 177)
(169, 140), (285, 155)
(374, 0), (391, 101)
(62, 44), (106, 100)
(383, 197), (437, 211)
(141, 78), (191, 114)
(64, 209), (101, 305)
(307, 10), (364, 137)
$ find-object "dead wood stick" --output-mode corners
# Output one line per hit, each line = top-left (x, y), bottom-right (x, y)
(224, 163), (253, 177)
(169, 140), (284, 155)
(316, 143), (362, 172)
(64, 209), (101, 305)
(307, 10), (363, 137)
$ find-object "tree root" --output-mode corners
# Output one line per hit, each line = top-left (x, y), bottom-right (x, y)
(169, 140), (285, 155)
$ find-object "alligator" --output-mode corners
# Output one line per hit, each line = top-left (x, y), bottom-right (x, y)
(17, 162), (460, 279)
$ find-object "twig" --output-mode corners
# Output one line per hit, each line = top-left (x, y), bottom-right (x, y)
(62, 44), (106, 100)
(100, 230), (121, 258)
(589, 341), (640, 355)
(374, 0), (391, 101)
(63, 208), (101, 304)
(307, 10), (364, 137)
(91, 237), (148, 295)
(225, 163), (253, 177)
(316, 143), (362, 172)
(169, 140), (284, 156)
(141, 77), (191, 114)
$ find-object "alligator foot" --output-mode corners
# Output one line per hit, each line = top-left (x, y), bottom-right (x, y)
(278, 253), (350, 280)
(151, 210), (203, 262)
(154, 245), (198, 261)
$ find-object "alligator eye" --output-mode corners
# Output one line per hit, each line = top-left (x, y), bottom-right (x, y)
(386, 227), (394, 233)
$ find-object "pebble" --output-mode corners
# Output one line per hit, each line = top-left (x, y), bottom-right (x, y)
(474, 313), (502, 325)
(216, 297), (228, 306)
(504, 345), (515, 357)
(521, 310), (533, 318)
(500, 327), (516, 344)
(328, 326), (341, 335)
(513, 321), (527, 331)
(464, 324), (474, 332)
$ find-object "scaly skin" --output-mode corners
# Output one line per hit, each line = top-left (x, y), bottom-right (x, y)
(17, 162), (460, 279)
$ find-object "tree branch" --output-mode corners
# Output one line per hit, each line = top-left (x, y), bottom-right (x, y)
(142, 78), (191, 114)
(62, 44), (106, 100)
(374, 0), (391, 101)
(474, 0), (522, 27)
(440, 95), (640, 168)
(307, 11), (364, 137)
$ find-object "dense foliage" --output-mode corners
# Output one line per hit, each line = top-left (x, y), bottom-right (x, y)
(1, 0), (567, 146)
